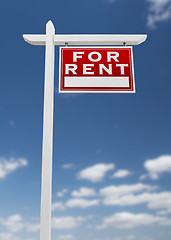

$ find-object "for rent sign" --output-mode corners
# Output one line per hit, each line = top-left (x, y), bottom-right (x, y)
(59, 47), (135, 93)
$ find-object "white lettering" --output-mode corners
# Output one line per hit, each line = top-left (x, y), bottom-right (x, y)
(88, 52), (102, 62)
(107, 52), (119, 62)
(99, 64), (112, 75)
(73, 52), (84, 62)
(116, 64), (128, 75)
(65, 64), (77, 74)
(83, 64), (94, 74)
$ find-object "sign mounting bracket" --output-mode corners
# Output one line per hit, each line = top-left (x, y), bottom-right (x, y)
(23, 33), (147, 46)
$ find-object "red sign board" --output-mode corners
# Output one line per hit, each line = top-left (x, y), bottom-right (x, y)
(59, 47), (135, 93)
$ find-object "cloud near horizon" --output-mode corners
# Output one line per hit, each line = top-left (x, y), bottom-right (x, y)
(96, 211), (171, 229)
(52, 216), (86, 229)
(0, 214), (39, 233)
(57, 235), (74, 240)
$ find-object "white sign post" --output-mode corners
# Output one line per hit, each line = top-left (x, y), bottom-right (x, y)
(23, 20), (147, 240)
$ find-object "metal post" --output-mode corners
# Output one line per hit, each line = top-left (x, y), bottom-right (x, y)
(40, 20), (55, 240)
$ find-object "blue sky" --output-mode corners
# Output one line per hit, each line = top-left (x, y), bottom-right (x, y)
(0, 0), (171, 240)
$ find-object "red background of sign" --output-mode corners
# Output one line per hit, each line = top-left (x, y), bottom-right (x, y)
(59, 47), (135, 92)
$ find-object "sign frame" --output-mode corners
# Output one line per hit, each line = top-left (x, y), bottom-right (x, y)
(23, 20), (147, 240)
(59, 46), (135, 93)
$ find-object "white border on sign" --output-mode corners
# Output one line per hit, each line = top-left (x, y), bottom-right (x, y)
(58, 46), (135, 93)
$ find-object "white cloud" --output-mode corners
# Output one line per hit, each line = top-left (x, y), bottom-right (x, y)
(0, 157), (28, 179)
(62, 163), (75, 169)
(146, 0), (171, 28)
(97, 212), (168, 229)
(157, 209), (171, 215)
(112, 169), (133, 178)
(1, 214), (39, 233)
(57, 189), (68, 197)
(52, 216), (85, 229)
(144, 155), (171, 179)
(66, 198), (99, 208)
(77, 163), (115, 183)
(24, 238), (36, 240)
(52, 202), (66, 211)
(1, 215), (25, 233)
(0, 233), (13, 240)
(99, 183), (162, 207)
(26, 223), (40, 232)
(139, 174), (148, 181)
(0, 234), (36, 240)
(100, 183), (157, 198)
(147, 191), (171, 210)
(100, 182), (171, 213)
(57, 235), (74, 240)
(71, 187), (96, 197)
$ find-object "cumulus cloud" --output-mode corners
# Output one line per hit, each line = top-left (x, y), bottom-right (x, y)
(1, 214), (39, 233)
(100, 183), (159, 206)
(52, 216), (85, 229)
(100, 183), (157, 197)
(1, 215), (25, 233)
(0, 157), (28, 179)
(66, 198), (99, 208)
(157, 209), (171, 215)
(144, 155), (171, 180)
(26, 223), (40, 233)
(0, 233), (36, 240)
(0, 233), (14, 240)
(147, 192), (171, 210)
(77, 163), (115, 183)
(146, 0), (171, 28)
(57, 189), (68, 197)
(99, 181), (171, 213)
(55, 183), (171, 213)
(1, 214), (87, 233)
(103, 191), (171, 210)
(71, 187), (96, 197)
(97, 212), (169, 229)
(112, 169), (133, 178)
(52, 202), (66, 211)
(139, 174), (148, 181)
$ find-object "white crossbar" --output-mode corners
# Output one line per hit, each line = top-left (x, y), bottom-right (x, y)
(23, 34), (147, 46)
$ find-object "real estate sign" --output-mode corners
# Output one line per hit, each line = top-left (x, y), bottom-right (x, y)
(59, 47), (135, 93)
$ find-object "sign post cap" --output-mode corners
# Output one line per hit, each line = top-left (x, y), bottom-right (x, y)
(46, 20), (55, 31)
